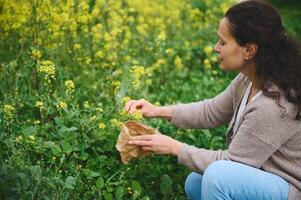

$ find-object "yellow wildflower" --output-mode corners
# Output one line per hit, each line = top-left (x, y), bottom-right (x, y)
(58, 101), (67, 109)
(122, 96), (131, 105)
(74, 43), (81, 50)
(98, 122), (106, 129)
(165, 48), (173, 55)
(28, 135), (35, 141)
(174, 55), (183, 70)
(4, 104), (14, 120)
(96, 107), (103, 112)
(110, 118), (122, 128)
(32, 49), (41, 59)
(65, 80), (75, 94)
(37, 60), (55, 79)
(203, 58), (211, 70)
(131, 66), (146, 79)
(204, 45), (213, 55)
(16, 135), (23, 142)
(210, 56), (218, 63)
(157, 32), (166, 41)
(132, 110), (143, 120)
(35, 101), (43, 111)
(83, 101), (90, 109)
(132, 79), (141, 89)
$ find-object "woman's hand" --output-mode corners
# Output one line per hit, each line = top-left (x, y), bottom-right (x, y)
(124, 99), (172, 119)
(128, 134), (183, 156)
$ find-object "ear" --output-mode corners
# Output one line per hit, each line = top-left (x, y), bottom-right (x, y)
(244, 42), (258, 60)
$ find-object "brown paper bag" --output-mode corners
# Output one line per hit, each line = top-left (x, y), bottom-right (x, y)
(115, 121), (160, 164)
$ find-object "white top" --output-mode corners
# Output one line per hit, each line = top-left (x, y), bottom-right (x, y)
(233, 83), (262, 133)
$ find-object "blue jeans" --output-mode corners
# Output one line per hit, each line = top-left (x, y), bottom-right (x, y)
(185, 161), (289, 200)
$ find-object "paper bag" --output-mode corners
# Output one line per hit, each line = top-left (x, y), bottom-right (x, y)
(115, 121), (160, 164)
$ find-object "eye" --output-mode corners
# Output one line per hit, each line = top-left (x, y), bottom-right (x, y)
(218, 39), (225, 46)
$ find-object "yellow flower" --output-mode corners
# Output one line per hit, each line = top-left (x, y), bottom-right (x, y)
(174, 55), (183, 70)
(28, 135), (35, 141)
(132, 79), (141, 89)
(165, 48), (173, 55)
(204, 45), (213, 55)
(96, 107), (103, 112)
(74, 43), (81, 50)
(83, 101), (90, 109)
(120, 109), (128, 117)
(131, 66), (146, 79)
(98, 122), (106, 129)
(210, 56), (218, 63)
(122, 96), (131, 105)
(37, 60), (55, 79)
(203, 58), (212, 70)
(4, 104), (14, 120)
(110, 118), (122, 128)
(35, 101), (43, 110)
(95, 51), (104, 59)
(16, 135), (23, 142)
(34, 120), (40, 125)
(157, 32), (166, 41)
(58, 101), (67, 109)
(65, 80), (75, 94)
(32, 49), (41, 59)
(132, 110), (143, 120)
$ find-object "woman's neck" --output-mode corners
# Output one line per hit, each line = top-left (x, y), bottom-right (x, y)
(240, 63), (261, 91)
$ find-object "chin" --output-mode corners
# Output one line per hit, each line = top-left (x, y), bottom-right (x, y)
(219, 63), (227, 71)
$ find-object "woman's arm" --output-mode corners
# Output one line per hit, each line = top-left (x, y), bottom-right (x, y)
(170, 73), (245, 129)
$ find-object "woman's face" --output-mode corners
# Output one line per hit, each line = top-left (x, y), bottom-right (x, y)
(214, 18), (246, 71)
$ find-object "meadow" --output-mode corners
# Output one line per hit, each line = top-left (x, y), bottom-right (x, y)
(1, 0), (249, 199)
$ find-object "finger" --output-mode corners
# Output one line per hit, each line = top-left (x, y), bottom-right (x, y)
(129, 99), (146, 113)
(131, 135), (153, 141)
(125, 100), (135, 112)
(128, 140), (152, 146)
(142, 146), (153, 152)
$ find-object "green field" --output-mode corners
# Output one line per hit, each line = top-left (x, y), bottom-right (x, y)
(0, 0), (299, 199)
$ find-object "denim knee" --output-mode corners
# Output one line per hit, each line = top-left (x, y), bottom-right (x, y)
(185, 172), (203, 199)
(202, 160), (232, 189)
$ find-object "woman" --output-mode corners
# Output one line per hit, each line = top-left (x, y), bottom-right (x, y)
(125, 1), (301, 199)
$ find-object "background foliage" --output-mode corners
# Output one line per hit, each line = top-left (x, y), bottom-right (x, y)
(1, 0), (299, 199)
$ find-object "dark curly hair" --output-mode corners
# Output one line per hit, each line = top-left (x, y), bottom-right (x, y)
(225, 0), (301, 120)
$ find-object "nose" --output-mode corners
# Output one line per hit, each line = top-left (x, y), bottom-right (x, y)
(214, 43), (220, 53)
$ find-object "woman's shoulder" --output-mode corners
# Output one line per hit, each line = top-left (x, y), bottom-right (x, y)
(249, 91), (300, 123)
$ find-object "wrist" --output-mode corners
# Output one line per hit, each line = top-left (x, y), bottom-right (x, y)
(157, 106), (172, 120)
(171, 140), (183, 156)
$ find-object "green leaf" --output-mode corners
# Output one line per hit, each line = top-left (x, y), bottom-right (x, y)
(84, 169), (101, 178)
(31, 165), (42, 178)
(131, 180), (142, 195)
(60, 140), (72, 154)
(64, 176), (76, 189)
(96, 176), (105, 190)
(44, 141), (62, 155)
(20, 191), (33, 200)
(103, 191), (113, 200)
(160, 174), (173, 195)
(115, 186), (125, 199)
(22, 126), (37, 136)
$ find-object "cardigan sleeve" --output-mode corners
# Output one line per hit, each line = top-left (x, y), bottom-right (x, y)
(170, 73), (243, 128)
(177, 99), (299, 173)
